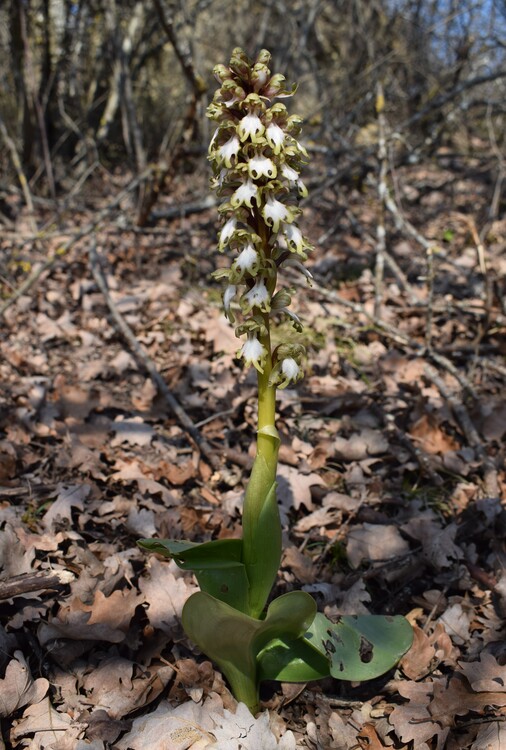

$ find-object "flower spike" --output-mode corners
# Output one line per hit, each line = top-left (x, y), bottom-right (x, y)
(207, 48), (314, 382)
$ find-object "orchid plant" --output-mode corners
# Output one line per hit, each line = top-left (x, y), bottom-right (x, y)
(139, 48), (412, 714)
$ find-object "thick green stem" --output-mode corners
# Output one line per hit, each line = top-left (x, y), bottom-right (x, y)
(257, 319), (277, 450)
(255, 222), (277, 441)
(225, 670), (260, 715)
(242, 311), (282, 618)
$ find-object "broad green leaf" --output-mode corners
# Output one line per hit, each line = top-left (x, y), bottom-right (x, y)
(138, 538), (196, 556)
(137, 537), (243, 566)
(182, 590), (316, 712)
(306, 612), (413, 681)
(257, 635), (330, 682)
(194, 566), (249, 613)
(137, 538), (250, 612)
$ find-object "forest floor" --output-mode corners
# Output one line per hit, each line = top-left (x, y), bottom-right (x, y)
(0, 144), (505, 750)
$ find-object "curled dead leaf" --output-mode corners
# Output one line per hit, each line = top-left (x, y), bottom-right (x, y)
(0, 652), (49, 717)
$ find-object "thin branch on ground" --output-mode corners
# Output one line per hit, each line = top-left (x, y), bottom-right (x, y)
(424, 364), (499, 497)
(374, 83), (388, 319)
(343, 204), (420, 304)
(88, 239), (221, 472)
(296, 275), (480, 399)
(425, 245), (435, 349)
(0, 165), (154, 319)
(0, 571), (75, 601)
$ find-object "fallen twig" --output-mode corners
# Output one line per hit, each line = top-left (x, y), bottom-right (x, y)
(297, 275), (479, 399)
(88, 239), (221, 472)
(424, 364), (499, 497)
(0, 165), (154, 319)
(374, 83), (387, 319)
(0, 570), (75, 601)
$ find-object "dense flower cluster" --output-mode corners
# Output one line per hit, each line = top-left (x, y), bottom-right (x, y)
(208, 48), (313, 386)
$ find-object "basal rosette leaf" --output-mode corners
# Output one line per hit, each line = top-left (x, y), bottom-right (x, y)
(306, 612), (413, 681)
(257, 635), (330, 682)
(182, 590), (316, 712)
(137, 538), (250, 613)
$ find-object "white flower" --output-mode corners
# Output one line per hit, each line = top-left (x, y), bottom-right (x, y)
(248, 154), (277, 180)
(238, 114), (264, 142)
(223, 284), (237, 320)
(283, 223), (302, 251)
(281, 163), (307, 197)
(213, 168), (227, 188)
(209, 128), (219, 150)
(283, 223), (312, 256)
(282, 357), (300, 381)
(231, 179), (258, 208)
(281, 163), (299, 182)
(262, 195), (290, 233)
(244, 279), (270, 311)
(218, 135), (240, 167)
(265, 123), (284, 153)
(269, 352), (304, 389)
(235, 244), (258, 274)
(219, 217), (237, 249)
(239, 335), (267, 372)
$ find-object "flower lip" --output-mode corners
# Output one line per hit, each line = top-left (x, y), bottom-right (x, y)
(265, 123), (285, 153)
(240, 335), (267, 372)
(235, 244), (258, 274)
(244, 279), (270, 311)
(231, 179), (258, 208)
(248, 154), (277, 180)
(223, 284), (237, 320)
(219, 217), (237, 248)
(282, 223), (311, 257)
(218, 135), (240, 167)
(281, 163), (299, 182)
(238, 113), (265, 142)
(281, 357), (300, 380)
(262, 195), (290, 232)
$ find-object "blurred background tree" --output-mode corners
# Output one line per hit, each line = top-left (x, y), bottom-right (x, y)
(0, 0), (505, 224)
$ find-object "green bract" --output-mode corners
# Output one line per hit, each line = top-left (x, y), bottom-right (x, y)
(138, 48), (412, 715)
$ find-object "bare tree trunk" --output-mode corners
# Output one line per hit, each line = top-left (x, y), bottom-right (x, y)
(17, 0), (57, 198)
(96, 0), (145, 164)
(136, 0), (207, 226)
(9, 0), (36, 171)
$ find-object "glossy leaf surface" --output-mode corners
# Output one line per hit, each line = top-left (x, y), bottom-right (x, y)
(306, 612), (413, 681)
(137, 537), (250, 612)
(241, 426), (281, 618)
(182, 590), (316, 711)
(257, 635), (330, 682)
